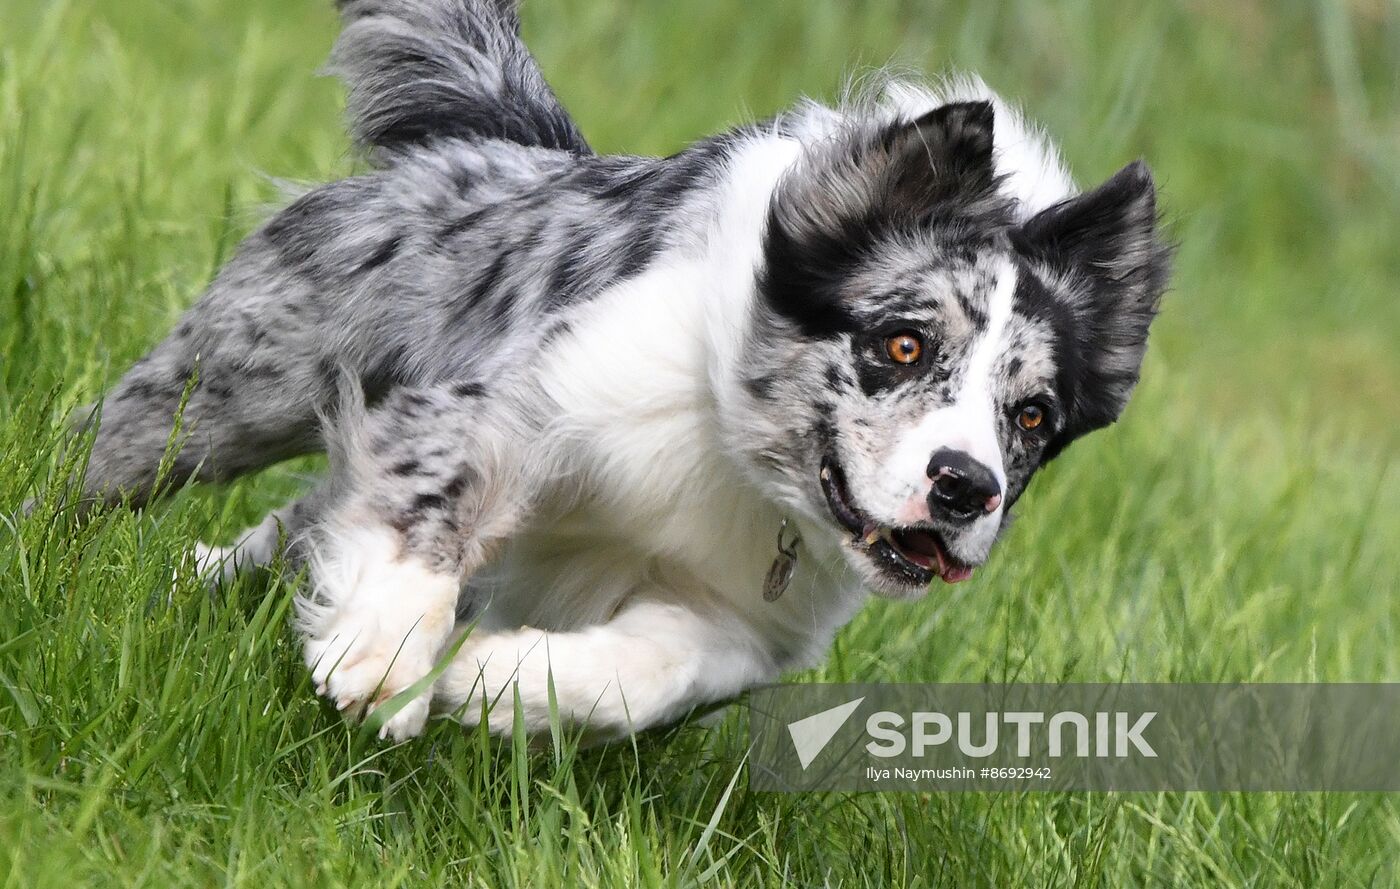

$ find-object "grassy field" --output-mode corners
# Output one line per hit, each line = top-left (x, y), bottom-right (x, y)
(1, 0), (1398, 885)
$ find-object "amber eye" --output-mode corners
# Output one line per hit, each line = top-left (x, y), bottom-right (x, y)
(884, 332), (923, 365)
(1017, 404), (1045, 431)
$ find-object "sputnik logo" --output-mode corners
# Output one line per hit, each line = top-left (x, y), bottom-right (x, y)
(786, 697), (865, 769)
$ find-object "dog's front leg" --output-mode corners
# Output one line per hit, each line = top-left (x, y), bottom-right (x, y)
(300, 384), (542, 740)
(433, 598), (775, 740)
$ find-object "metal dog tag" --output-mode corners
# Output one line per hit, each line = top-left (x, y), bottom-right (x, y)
(763, 518), (801, 602)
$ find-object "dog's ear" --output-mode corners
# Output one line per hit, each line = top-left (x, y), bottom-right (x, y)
(880, 101), (999, 221)
(1013, 161), (1173, 450)
(761, 101), (1011, 337)
(775, 99), (1004, 235)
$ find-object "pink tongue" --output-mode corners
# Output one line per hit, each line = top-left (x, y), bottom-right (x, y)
(893, 529), (975, 583)
(940, 564), (974, 583)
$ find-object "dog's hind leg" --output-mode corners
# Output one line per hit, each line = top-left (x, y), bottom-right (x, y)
(80, 165), (448, 510)
(82, 237), (335, 508)
(193, 487), (334, 585)
(194, 513), (288, 586)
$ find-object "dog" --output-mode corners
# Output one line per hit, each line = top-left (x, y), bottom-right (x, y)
(79, 0), (1171, 741)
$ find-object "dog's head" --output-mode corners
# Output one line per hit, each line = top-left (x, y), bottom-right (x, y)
(732, 100), (1171, 597)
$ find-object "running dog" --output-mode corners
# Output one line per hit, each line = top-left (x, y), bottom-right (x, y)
(80, 0), (1172, 740)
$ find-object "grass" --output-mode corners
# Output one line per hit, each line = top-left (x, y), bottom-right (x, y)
(1, 0), (1398, 884)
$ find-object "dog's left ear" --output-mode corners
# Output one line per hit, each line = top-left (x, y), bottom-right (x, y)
(1013, 161), (1173, 449)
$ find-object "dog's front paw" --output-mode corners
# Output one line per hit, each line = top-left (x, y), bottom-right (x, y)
(305, 621), (443, 740)
(299, 528), (462, 741)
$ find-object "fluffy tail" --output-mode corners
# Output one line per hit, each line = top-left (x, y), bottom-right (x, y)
(331, 0), (590, 159)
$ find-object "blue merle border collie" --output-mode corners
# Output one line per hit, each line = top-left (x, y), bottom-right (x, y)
(80, 0), (1171, 740)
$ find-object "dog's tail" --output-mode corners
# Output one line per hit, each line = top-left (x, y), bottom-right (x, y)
(331, 0), (590, 160)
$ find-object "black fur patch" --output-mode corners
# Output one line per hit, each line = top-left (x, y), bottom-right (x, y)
(436, 207), (493, 246)
(356, 234), (402, 273)
(444, 250), (510, 331)
(744, 373), (778, 400)
(824, 363), (853, 390)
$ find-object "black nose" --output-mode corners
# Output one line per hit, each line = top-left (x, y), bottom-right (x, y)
(926, 448), (1002, 522)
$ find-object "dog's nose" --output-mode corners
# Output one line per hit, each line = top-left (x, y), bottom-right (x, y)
(926, 448), (1002, 522)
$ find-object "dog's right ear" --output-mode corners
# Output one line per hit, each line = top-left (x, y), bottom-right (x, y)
(769, 100), (1006, 250)
(880, 101), (999, 222)
(761, 101), (1012, 337)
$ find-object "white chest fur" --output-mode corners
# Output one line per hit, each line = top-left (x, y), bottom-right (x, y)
(476, 134), (870, 666)
(482, 257), (863, 664)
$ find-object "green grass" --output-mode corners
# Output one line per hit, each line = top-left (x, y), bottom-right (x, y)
(2, 0), (1398, 884)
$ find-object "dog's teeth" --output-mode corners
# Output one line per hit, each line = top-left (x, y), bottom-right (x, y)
(863, 525), (882, 546)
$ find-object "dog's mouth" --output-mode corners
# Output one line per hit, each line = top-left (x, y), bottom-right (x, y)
(819, 457), (975, 587)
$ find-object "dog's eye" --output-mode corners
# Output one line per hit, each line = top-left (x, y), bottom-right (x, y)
(884, 332), (923, 365)
(1017, 404), (1045, 431)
